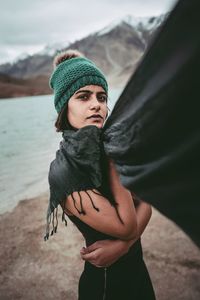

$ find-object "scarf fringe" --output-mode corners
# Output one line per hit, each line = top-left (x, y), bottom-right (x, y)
(44, 203), (60, 241)
(44, 189), (123, 241)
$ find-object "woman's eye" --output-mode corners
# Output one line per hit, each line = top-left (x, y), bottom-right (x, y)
(98, 95), (107, 102)
(78, 94), (88, 100)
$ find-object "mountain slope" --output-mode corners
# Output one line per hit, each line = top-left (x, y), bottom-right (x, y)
(0, 14), (167, 98)
(0, 74), (51, 99)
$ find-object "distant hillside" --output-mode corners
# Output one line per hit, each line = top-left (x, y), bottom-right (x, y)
(0, 14), (167, 99)
(0, 74), (51, 99)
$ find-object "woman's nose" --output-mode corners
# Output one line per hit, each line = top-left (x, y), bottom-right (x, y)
(90, 96), (100, 110)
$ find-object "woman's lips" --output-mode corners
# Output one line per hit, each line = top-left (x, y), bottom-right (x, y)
(87, 115), (103, 119)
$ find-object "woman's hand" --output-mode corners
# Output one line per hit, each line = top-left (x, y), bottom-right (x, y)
(80, 198), (152, 268)
(80, 239), (134, 268)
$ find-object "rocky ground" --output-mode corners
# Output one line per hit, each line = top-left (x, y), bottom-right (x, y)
(0, 192), (199, 300)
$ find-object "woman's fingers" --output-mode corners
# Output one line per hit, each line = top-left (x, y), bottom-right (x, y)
(81, 248), (102, 264)
(80, 246), (90, 255)
(80, 239), (130, 268)
(80, 240), (109, 255)
(84, 241), (100, 252)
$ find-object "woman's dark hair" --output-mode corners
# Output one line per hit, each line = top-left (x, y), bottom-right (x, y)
(54, 103), (73, 132)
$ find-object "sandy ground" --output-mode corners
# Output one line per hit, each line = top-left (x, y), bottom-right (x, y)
(0, 192), (199, 300)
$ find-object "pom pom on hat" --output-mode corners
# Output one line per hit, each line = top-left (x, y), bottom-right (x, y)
(53, 49), (84, 69)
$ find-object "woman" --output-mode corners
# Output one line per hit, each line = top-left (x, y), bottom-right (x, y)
(45, 49), (155, 299)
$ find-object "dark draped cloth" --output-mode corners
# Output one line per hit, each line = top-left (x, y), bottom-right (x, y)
(103, 0), (200, 247)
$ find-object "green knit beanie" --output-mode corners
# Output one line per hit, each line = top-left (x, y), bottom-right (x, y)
(49, 50), (108, 114)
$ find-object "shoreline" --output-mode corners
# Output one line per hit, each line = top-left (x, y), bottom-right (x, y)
(0, 193), (199, 300)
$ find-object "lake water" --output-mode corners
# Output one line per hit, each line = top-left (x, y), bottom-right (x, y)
(0, 89), (122, 214)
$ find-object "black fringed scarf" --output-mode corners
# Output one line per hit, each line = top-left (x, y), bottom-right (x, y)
(44, 125), (116, 241)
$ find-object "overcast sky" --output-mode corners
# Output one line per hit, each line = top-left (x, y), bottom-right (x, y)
(0, 0), (177, 64)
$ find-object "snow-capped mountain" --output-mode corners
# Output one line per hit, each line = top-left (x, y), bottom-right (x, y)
(97, 14), (167, 37)
(0, 13), (167, 98)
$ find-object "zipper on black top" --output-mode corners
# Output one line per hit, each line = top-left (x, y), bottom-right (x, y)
(103, 267), (107, 300)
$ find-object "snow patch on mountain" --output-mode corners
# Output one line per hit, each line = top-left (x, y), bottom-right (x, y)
(38, 41), (70, 56)
(124, 14), (167, 31)
(97, 13), (167, 37)
(13, 52), (30, 63)
(97, 19), (124, 36)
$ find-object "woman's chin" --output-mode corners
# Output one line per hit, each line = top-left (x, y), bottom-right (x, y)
(87, 119), (103, 129)
(89, 123), (103, 129)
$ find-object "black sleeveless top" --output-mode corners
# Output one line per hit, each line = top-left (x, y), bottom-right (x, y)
(67, 212), (142, 258)
(67, 213), (116, 247)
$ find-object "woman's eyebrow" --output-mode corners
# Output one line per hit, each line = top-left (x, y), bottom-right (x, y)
(75, 90), (107, 95)
(97, 92), (107, 95)
(75, 90), (91, 94)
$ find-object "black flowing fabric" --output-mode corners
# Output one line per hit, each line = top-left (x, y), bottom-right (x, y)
(103, 0), (200, 246)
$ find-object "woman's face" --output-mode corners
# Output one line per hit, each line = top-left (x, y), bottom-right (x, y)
(67, 85), (108, 129)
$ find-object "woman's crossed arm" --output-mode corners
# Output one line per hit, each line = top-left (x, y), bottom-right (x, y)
(63, 160), (138, 240)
